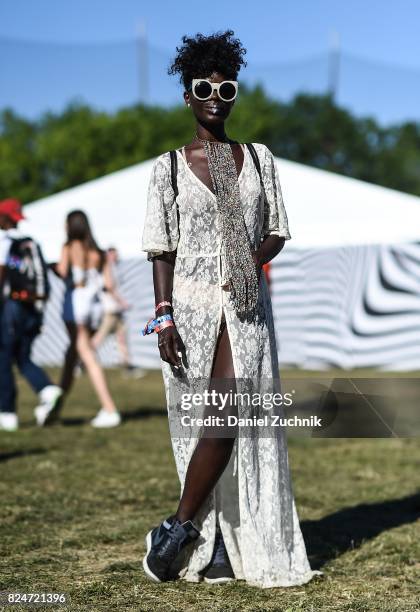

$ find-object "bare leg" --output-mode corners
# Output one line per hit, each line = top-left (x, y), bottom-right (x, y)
(115, 320), (130, 367)
(91, 314), (112, 351)
(175, 313), (237, 523)
(76, 325), (117, 412)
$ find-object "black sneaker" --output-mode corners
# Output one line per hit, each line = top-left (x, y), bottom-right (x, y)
(203, 526), (235, 584)
(143, 516), (200, 582)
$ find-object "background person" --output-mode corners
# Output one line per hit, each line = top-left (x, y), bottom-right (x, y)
(0, 198), (62, 431)
(56, 210), (121, 428)
(91, 247), (144, 377)
(262, 261), (271, 290)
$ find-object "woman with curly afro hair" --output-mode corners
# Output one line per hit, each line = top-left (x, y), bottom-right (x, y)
(141, 30), (319, 588)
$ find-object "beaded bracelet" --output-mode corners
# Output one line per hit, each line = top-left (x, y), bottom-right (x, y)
(154, 320), (175, 333)
(155, 300), (172, 312)
(142, 313), (173, 336)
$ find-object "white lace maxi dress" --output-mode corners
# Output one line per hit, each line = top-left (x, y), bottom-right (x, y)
(141, 143), (319, 588)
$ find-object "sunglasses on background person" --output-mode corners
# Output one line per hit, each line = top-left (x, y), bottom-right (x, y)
(190, 79), (239, 102)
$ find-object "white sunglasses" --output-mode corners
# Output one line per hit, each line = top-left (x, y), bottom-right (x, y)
(191, 79), (238, 102)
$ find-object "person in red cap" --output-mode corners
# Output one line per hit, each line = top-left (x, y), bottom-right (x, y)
(0, 199), (26, 224)
(0, 199), (63, 431)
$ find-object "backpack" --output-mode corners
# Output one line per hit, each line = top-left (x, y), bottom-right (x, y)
(169, 142), (263, 199)
(5, 236), (50, 301)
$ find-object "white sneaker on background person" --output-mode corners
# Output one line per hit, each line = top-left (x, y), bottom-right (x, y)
(91, 408), (122, 428)
(34, 385), (63, 427)
(0, 412), (19, 431)
(123, 365), (147, 380)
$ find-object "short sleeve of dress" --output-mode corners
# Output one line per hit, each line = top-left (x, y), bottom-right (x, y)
(141, 153), (179, 261)
(260, 144), (291, 242)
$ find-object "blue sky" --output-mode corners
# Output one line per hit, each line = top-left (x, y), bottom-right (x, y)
(1, 0), (419, 124)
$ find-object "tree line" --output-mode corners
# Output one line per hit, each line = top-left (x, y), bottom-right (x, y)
(1, 84), (420, 204)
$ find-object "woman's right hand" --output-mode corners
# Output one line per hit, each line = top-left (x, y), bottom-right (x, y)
(157, 325), (185, 368)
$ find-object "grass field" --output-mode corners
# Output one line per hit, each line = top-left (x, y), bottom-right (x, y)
(1, 368), (419, 612)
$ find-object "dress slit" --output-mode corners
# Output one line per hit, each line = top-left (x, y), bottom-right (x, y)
(208, 307), (236, 379)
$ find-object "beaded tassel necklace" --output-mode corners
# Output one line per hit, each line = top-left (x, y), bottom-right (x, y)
(195, 134), (259, 321)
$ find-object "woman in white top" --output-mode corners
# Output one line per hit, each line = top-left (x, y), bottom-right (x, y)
(57, 210), (121, 428)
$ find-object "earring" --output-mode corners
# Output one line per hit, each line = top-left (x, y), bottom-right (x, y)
(187, 103), (191, 107)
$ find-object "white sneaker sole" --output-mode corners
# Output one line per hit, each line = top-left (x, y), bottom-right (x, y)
(142, 530), (162, 583)
(203, 575), (235, 584)
(40, 394), (63, 427)
(90, 415), (121, 428)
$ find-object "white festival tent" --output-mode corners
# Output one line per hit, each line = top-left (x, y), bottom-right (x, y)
(20, 156), (420, 371)
(21, 157), (420, 259)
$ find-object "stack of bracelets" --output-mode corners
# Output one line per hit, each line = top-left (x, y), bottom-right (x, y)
(142, 301), (174, 336)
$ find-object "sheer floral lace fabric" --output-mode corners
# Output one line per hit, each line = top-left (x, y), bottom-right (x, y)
(141, 143), (320, 588)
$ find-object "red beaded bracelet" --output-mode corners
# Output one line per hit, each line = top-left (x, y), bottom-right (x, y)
(155, 301), (172, 312)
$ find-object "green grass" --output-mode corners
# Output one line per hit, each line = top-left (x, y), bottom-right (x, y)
(0, 369), (419, 612)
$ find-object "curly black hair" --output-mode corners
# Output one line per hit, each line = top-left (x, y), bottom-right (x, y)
(168, 30), (247, 91)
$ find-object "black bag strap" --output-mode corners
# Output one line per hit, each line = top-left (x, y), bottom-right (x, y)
(169, 150), (180, 236)
(246, 143), (263, 184)
(169, 150), (178, 198)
